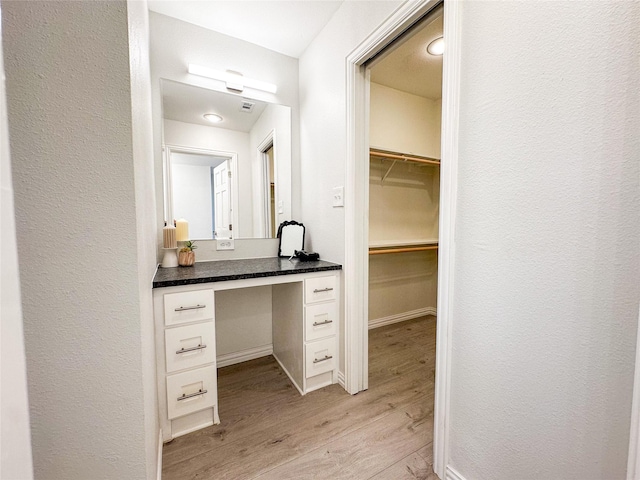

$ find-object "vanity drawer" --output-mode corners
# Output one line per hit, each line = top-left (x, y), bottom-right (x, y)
(305, 302), (337, 342)
(166, 365), (217, 420)
(165, 322), (215, 373)
(305, 337), (336, 378)
(164, 289), (215, 326)
(304, 276), (336, 304)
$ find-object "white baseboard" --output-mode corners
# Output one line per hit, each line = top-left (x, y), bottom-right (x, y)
(368, 307), (437, 330)
(338, 370), (346, 390)
(272, 353), (305, 396)
(446, 465), (465, 480)
(217, 344), (273, 368)
(156, 430), (163, 480)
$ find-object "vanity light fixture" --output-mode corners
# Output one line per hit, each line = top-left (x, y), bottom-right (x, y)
(203, 113), (223, 123)
(427, 37), (444, 56)
(188, 63), (278, 94)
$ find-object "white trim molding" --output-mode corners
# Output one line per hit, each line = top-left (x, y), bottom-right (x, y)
(157, 430), (163, 480)
(627, 307), (640, 480)
(344, 1), (461, 479)
(368, 307), (437, 330)
(446, 465), (466, 480)
(433, 1), (462, 476)
(217, 345), (273, 368)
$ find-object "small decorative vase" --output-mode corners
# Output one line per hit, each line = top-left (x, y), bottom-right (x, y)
(178, 251), (195, 267)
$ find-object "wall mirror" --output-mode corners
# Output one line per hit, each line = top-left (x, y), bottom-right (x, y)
(161, 79), (292, 240)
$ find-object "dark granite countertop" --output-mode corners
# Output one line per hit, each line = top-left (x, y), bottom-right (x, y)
(153, 257), (342, 288)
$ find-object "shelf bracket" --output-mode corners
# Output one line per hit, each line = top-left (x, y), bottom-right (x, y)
(381, 159), (397, 184)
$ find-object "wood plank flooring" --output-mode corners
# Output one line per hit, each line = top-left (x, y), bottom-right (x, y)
(162, 315), (437, 480)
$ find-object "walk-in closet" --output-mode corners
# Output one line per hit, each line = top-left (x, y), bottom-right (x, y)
(367, 5), (443, 391)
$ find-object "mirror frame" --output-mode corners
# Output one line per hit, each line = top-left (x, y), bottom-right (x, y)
(277, 220), (305, 257)
(163, 143), (239, 239)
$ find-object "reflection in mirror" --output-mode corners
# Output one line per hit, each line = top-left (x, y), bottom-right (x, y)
(161, 79), (292, 239)
(167, 147), (235, 239)
(278, 221), (305, 257)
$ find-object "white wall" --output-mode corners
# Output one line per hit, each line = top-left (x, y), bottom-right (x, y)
(215, 287), (272, 358)
(0, 3), (33, 475)
(3, 1), (157, 478)
(447, 2), (640, 479)
(299, 2), (403, 261)
(150, 12), (299, 259)
(370, 82), (441, 159)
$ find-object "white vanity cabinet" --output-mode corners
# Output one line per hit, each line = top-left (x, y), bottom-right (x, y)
(153, 258), (342, 441)
(154, 287), (220, 441)
(272, 274), (339, 394)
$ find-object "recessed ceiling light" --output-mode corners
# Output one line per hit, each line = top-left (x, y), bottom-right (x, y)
(427, 37), (444, 56)
(203, 113), (223, 123)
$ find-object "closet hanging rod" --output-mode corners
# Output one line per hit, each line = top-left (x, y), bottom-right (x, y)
(369, 245), (439, 255)
(370, 149), (441, 166)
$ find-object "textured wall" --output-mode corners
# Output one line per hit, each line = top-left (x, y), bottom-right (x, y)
(3, 1), (154, 478)
(448, 2), (640, 478)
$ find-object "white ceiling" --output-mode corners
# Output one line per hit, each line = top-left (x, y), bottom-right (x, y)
(147, 0), (344, 58)
(370, 8), (443, 100)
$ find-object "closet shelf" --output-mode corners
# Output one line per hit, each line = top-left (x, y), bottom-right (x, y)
(369, 239), (439, 255)
(370, 148), (441, 166)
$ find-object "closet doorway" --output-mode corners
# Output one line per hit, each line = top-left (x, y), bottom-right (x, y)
(365, 2), (443, 473)
(344, 0), (460, 477)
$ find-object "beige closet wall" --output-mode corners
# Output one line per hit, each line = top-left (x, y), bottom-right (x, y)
(369, 83), (441, 326)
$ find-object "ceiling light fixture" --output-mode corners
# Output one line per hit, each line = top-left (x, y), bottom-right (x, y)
(427, 37), (444, 56)
(203, 113), (223, 123)
(188, 63), (278, 94)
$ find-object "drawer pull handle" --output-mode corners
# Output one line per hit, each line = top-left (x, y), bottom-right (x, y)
(313, 320), (333, 327)
(176, 344), (207, 355)
(175, 304), (206, 312)
(313, 287), (334, 293)
(313, 355), (333, 364)
(177, 389), (208, 401)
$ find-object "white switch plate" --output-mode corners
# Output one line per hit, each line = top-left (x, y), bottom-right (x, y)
(278, 200), (284, 214)
(333, 186), (344, 207)
(216, 239), (235, 251)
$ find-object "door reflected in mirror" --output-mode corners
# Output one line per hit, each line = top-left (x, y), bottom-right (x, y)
(161, 79), (292, 239)
(169, 148), (234, 240)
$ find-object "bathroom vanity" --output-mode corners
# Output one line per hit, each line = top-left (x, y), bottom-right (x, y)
(153, 257), (341, 441)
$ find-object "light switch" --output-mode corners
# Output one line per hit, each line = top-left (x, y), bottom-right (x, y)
(333, 186), (344, 207)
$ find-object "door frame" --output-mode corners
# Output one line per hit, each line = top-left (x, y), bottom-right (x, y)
(163, 144), (239, 238)
(344, 0), (462, 477)
(257, 130), (277, 238)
